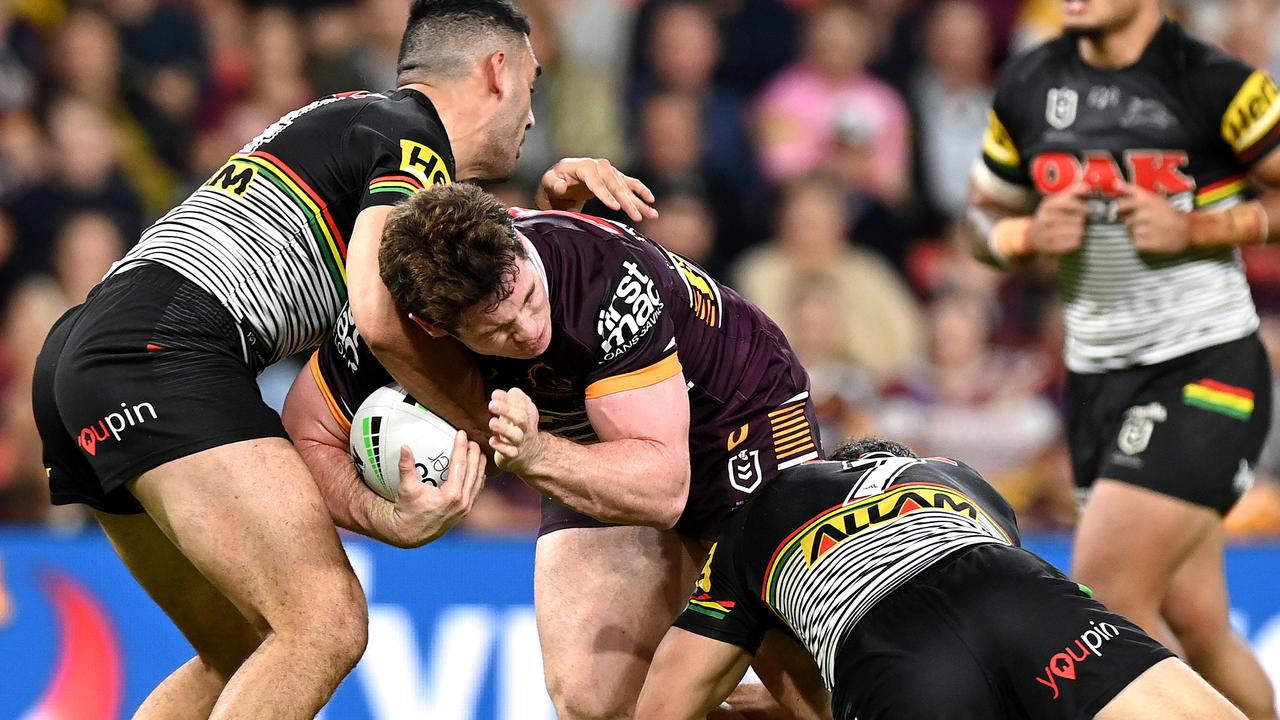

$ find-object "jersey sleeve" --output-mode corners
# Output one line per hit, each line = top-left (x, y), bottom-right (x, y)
(345, 102), (454, 211)
(672, 539), (775, 653)
(582, 245), (682, 400)
(1195, 55), (1280, 167)
(980, 67), (1031, 187)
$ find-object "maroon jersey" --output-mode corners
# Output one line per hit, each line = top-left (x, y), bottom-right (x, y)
(312, 208), (820, 536)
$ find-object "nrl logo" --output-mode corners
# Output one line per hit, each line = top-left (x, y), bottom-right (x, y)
(1046, 87), (1078, 130)
(1117, 402), (1166, 456)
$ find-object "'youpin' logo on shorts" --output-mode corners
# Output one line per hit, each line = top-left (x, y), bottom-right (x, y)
(78, 402), (159, 456)
(1034, 620), (1120, 700)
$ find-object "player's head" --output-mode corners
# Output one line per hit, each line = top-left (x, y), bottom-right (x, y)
(1061, 0), (1148, 36)
(829, 437), (919, 461)
(398, 0), (539, 181)
(380, 183), (552, 359)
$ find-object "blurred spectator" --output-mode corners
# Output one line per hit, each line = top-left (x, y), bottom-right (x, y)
(512, 0), (628, 192)
(642, 193), (716, 269)
(628, 91), (753, 262)
(630, 0), (798, 98)
(909, 0), (994, 225)
(0, 211), (124, 526)
(246, 6), (315, 120)
(822, 107), (914, 269)
(632, 1), (755, 189)
(349, 0), (411, 91)
(7, 95), (142, 288)
(754, 0), (911, 205)
(306, 3), (369, 95)
(0, 5), (39, 112)
(732, 173), (924, 384)
(50, 9), (177, 213)
(784, 274), (880, 445)
(877, 290), (1074, 528)
(104, 0), (206, 174)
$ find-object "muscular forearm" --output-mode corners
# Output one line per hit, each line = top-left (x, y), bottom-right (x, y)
(296, 437), (407, 546)
(519, 434), (689, 528)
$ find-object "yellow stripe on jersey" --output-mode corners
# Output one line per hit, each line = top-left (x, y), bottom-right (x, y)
(584, 353), (683, 400)
(1222, 69), (1280, 156)
(982, 110), (1021, 171)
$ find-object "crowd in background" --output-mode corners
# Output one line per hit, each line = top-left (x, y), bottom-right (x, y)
(4, 0), (1280, 536)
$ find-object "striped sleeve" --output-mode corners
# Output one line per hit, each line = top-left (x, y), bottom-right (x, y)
(980, 108), (1029, 186)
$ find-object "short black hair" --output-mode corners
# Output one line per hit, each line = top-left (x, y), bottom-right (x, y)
(829, 437), (919, 461)
(398, 0), (532, 82)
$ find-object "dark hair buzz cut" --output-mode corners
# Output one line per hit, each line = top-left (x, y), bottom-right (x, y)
(829, 437), (920, 461)
(398, 0), (532, 82)
(378, 183), (528, 334)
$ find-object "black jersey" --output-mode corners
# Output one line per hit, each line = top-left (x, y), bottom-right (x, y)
(112, 89), (455, 368)
(981, 20), (1276, 372)
(313, 208), (819, 534)
(674, 456), (1020, 688)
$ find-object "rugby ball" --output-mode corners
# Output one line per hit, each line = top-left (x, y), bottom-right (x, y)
(348, 383), (457, 500)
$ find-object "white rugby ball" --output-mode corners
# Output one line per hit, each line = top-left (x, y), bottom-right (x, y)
(348, 383), (457, 500)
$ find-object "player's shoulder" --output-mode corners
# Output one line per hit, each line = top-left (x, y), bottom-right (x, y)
(512, 208), (660, 268)
(1156, 19), (1249, 75)
(995, 33), (1075, 95)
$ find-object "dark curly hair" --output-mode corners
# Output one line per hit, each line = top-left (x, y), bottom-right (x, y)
(378, 183), (527, 334)
(829, 436), (919, 461)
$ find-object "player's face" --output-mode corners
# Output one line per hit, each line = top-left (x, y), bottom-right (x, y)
(456, 255), (551, 359)
(1061, 0), (1144, 34)
(478, 40), (539, 181)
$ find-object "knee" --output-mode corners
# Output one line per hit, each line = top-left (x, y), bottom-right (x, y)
(546, 671), (636, 720)
(284, 573), (369, 671)
(1165, 606), (1230, 659)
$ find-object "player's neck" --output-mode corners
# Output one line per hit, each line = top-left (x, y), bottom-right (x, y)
(398, 81), (492, 182)
(1076, 8), (1163, 69)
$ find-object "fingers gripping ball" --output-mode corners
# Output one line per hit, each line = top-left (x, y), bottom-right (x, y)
(348, 384), (457, 500)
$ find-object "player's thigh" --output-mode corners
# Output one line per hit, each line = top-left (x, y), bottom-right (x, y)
(1072, 479), (1215, 602)
(130, 437), (366, 640)
(1094, 657), (1245, 720)
(752, 631), (832, 720)
(534, 525), (706, 713)
(94, 510), (263, 679)
(1160, 521), (1231, 649)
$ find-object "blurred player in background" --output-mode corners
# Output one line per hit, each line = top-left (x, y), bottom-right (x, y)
(635, 437), (1247, 720)
(29, 0), (651, 715)
(966, 1), (1280, 716)
(287, 182), (823, 718)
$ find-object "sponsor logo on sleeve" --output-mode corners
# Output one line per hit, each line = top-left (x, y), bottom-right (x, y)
(1222, 69), (1280, 154)
(204, 159), (258, 198)
(596, 259), (663, 362)
(399, 140), (452, 186)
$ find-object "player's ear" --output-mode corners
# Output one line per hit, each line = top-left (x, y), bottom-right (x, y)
(407, 313), (448, 338)
(484, 51), (507, 96)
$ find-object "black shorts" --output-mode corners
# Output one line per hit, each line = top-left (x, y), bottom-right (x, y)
(832, 544), (1173, 720)
(33, 263), (289, 515)
(1066, 334), (1271, 514)
(539, 396), (822, 540)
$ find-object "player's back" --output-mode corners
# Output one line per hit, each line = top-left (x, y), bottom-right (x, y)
(727, 456), (1020, 685)
(113, 89), (455, 367)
